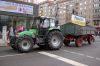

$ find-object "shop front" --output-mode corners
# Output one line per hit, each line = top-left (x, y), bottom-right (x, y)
(0, 0), (38, 46)
(95, 26), (100, 36)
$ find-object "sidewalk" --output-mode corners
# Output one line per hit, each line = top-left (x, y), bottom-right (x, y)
(94, 36), (100, 42)
(0, 39), (7, 46)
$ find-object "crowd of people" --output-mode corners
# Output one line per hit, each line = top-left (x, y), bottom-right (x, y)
(7, 24), (24, 43)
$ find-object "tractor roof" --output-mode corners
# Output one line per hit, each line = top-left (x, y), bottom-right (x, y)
(34, 16), (55, 20)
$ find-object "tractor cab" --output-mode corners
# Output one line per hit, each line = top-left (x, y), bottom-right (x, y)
(33, 16), (58, 36)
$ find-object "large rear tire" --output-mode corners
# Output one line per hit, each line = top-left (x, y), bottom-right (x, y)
(16, 37), (34, 53)
(47, 31), (63, 50)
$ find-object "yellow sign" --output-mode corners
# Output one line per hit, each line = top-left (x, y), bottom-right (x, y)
(71, 15), (86, 26)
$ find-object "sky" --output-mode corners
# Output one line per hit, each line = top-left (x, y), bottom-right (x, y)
(34, 0), (54, 3)
(34, 0), (46, 3)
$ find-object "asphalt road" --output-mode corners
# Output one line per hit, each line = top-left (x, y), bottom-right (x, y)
(0, 36), (100, 66)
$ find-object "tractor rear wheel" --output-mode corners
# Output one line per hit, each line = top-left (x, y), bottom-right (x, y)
(47, 31), (63, 50)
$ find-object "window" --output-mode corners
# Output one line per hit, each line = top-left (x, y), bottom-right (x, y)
(84, 1), (86, 4)
(93, 4), (100, 8)
(28, 0), (31, 3)
(93, 15), (100, 18)
(97, 28), (100, 31)
(50, 19), (55, 27)
(94, 9), (100, 13)
(42, 19), (49, 28)
(93, 0), (100, 2)
(94, 20), (100, 25)
(84, 7), (86, 9)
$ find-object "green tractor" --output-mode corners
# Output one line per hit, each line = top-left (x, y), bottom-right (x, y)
(9, 16), (63, 52)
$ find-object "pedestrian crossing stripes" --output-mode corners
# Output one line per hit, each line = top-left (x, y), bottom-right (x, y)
(38, 51), (88, 66)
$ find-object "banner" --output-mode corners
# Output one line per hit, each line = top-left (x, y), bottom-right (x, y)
(0, 1), (33, 15)
(71, 15), (86, 26)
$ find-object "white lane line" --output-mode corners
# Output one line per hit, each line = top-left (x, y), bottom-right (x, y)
(63, 50), (100, 61)
(0, 54), (25, 58)
(86, 55), (94, 59)
(96, 58), (100, 61)
(63, 50), (85, 56)
(38, 51), (88, 66)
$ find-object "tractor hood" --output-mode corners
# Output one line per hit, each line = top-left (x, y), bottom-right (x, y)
(17, 29), (38, 37)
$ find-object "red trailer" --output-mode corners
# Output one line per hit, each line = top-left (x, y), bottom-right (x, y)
(60, 23), (96, 47)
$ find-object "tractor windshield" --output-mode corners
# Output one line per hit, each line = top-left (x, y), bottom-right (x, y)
(33, 17), (56, 29)
(41, 19), (50, 28)
(31, 18), (40, 29)
(40, 18), (55, 28)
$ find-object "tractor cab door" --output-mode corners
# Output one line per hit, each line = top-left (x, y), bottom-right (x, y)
(38, 18), (50, 36)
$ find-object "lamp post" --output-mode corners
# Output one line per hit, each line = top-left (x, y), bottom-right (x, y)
(54, 0), (59, 22)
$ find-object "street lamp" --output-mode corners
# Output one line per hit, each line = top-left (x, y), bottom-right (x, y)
(54, 0), (59, 21)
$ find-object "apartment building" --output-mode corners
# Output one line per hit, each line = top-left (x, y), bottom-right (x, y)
(92, 0), (100, 33)
(75, 0), (100, 33)
(75, 0), (93, 25)
(39, 0), (74, 25)
(39, 0), (100, 31)
(17, 0), (34, 3)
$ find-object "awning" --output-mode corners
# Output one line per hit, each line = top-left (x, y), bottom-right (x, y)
(95, 26), (100, 28)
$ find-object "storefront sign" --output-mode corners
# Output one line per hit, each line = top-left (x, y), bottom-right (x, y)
(71, 15), (86, 26)
(0, 1), (33, 15)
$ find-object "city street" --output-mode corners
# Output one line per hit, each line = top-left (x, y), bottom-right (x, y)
(0, 0), (100, 66)
(0, 36), (100, 66)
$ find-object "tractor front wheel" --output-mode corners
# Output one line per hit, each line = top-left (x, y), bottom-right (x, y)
(16, 37), (34, 53)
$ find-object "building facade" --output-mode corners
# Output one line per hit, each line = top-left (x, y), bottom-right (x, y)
(18, 0), (34, 3)
(39, 0), (74, 25)
(75, 0), (100, 33)
(75, 0), (93, 25)
(0, 0), (38, 46)
(39, 0), (100, 34)
(92, 0), (100, 34)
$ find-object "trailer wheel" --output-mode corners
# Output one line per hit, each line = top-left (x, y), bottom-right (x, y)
(75, 37), (83, 47)
(16, 37), (34, 53)
(88, 36), (95, 45)
(64, 39), (70, 46)
(47, 31), (63, 50)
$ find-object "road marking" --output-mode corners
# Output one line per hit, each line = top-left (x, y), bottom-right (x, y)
(86, 55), (94, 59)
(96, 58), (100, 61)
(63, 50), (100, 61)
(38, 51), (88, 66)
(0, 54), (25, 58)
